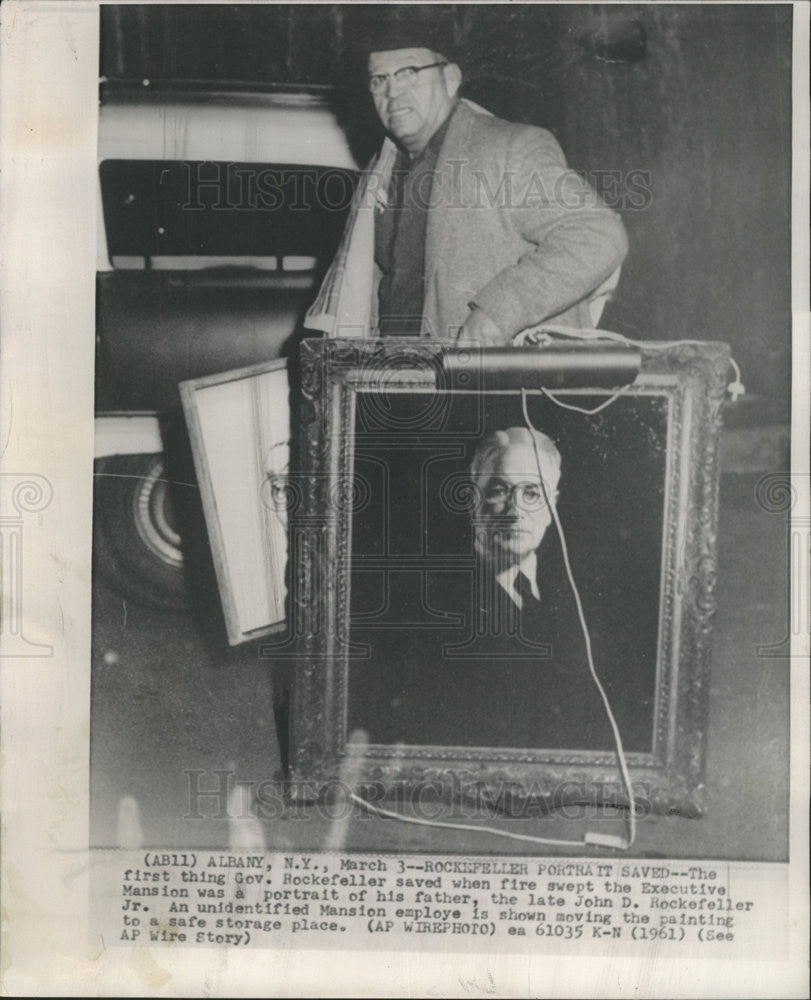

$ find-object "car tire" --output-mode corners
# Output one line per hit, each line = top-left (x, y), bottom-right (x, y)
(93, 453), (188, 610)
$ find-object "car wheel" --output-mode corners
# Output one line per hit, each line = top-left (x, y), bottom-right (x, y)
(93, 453), (188, 610)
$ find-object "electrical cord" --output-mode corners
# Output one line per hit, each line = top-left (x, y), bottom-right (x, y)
(347, 792), (607, 848)
(538, 383), (633, 415)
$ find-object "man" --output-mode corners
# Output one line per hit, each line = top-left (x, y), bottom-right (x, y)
(348, 424), (610, 752)
(306, 22), (628, 344)
(469, 426), (561, 618)
(450, 427), (608, 753)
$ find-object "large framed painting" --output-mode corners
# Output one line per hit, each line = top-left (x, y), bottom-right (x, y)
(287, 338), (731, 816)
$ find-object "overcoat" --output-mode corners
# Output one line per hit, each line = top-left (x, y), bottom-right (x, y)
(305, 101), (628, 342)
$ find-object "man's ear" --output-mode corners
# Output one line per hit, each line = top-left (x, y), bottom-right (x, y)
(443, 62), (462, 99)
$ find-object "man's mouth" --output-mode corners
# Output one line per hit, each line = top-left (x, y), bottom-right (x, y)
(388, 107), (412, 121)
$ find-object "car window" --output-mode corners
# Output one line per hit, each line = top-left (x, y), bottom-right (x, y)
(100, 159), (358, 270)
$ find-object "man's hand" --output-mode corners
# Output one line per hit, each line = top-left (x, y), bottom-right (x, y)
(456, 305), (504, 346)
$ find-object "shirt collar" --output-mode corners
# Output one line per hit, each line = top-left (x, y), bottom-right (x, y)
(495, 551), (540, 607)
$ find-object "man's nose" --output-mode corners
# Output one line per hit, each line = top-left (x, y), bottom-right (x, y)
(501, 495), (520, 519)
(384, 76), (410, 98)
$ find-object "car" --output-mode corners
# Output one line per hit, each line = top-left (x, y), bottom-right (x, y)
(94, 80), (360, 609)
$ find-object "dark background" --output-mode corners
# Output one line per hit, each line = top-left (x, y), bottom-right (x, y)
(101, 2), (793, 425)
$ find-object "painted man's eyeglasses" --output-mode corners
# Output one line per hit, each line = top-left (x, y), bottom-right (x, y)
(482, 480), (548, 513)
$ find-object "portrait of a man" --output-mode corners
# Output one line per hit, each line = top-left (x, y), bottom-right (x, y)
(447, 425), (611, 749)
(469, 426), (562, 614)
(345, 393), (653, 755)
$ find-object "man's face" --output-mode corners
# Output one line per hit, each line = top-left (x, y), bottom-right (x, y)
(368, 47), (458, 154)
(476, 444), (558, 567)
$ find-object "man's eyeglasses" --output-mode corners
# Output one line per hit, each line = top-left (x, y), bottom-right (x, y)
(482, 480), (547, 513)
(368, 61), (447, 95)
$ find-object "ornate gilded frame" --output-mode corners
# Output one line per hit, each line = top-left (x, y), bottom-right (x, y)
(289, 338), (730, 817)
